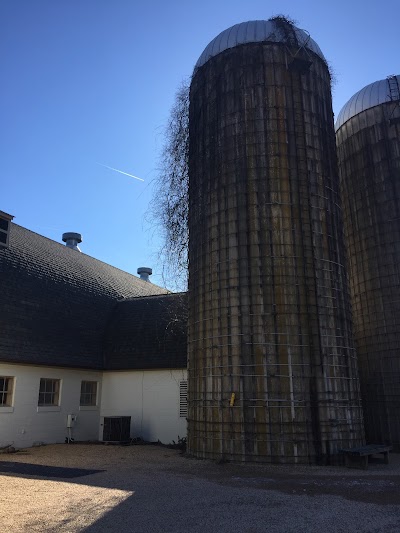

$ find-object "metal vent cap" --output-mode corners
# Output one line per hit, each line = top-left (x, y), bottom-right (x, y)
(62, 232), (82, 252)
(137, 267), (152, 282)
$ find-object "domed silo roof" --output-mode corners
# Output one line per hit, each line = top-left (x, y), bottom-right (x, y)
(335, 75), (400, 131)
(194, 18), (325, 71)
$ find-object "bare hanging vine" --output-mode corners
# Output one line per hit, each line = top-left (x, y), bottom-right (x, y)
(149, 80), (190, 291)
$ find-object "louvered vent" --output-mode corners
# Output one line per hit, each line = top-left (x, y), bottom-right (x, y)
(179, 381), (188, 418)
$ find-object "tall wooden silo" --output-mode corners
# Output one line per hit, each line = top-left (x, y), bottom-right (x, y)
(336, 75), (400, 450)
(187, 18), (365, 464)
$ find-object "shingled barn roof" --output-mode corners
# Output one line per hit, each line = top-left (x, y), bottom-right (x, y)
(104, 293), (188, 370)
(0, 223), (168, 369)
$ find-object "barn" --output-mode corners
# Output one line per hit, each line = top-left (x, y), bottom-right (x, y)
(0, 211), (187, 449)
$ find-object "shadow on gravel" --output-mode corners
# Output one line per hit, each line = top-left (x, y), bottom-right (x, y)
(173, 457), (400, 505)
(2, 446), (400, 507)
(224, 473), (400, 505)
(0, 461), (104, 479)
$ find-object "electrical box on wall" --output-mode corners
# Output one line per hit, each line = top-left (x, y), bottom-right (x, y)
(67, 414), (77, 428)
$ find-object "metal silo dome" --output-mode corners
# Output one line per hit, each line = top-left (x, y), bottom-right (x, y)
(335, 75), (400, 131)
(194, 19), (326, 71)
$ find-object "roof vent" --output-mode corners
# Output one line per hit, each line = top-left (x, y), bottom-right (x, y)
(137, 266), (152, 282)
(62, 232), (82, 252)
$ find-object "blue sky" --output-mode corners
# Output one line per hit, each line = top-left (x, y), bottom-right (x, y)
(2, 0), (399, 288)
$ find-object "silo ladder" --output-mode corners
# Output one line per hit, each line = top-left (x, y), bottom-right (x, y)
(387, 75), (400, 124)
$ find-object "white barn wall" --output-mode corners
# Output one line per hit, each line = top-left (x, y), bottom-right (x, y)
(100, 369), (187, 444)
(0, 363), (102, 448)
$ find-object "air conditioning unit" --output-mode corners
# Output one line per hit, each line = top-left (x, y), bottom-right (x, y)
(102, 416), (131, 443)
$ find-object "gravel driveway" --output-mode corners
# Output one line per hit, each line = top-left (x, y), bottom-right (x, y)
(1, 444), (400, 532)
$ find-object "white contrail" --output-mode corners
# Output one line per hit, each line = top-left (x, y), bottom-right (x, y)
(96, 162), (144, 182)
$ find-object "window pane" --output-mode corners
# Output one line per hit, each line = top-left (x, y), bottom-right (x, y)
(0, 219), (8, 231)
(80, 381), (97, 406)
(0, 232), (7, 244)
(0, 377), (13, 406)
(38, 379), (60, 405)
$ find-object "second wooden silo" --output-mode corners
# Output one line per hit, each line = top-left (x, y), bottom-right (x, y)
(187, 17), (365, 464)
(336, 75), (400, 450)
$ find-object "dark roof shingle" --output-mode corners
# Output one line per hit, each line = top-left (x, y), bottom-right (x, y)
(104, 293), (187, 370)
(0, 223), (167, 368)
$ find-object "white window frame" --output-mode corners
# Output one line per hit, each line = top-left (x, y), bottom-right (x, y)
(0, 376), (15, 412)
(79, 381), (98, 408)
(38, 378), (61, 407)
